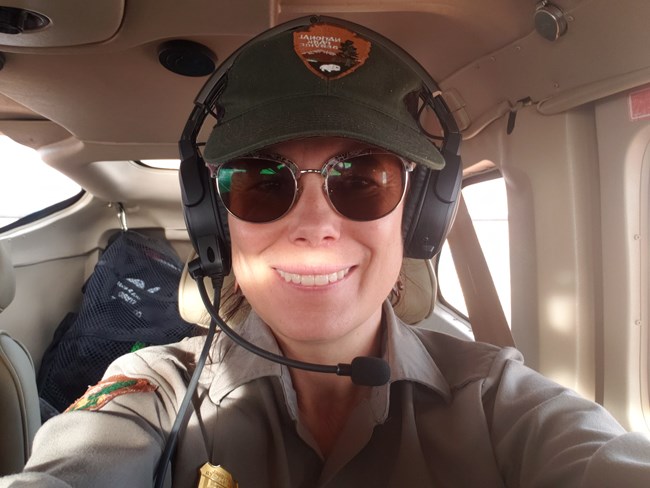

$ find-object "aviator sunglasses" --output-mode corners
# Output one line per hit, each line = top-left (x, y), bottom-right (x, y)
(213, 148), (416, 223)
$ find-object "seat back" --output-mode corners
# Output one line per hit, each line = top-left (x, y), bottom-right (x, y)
(0, 240), (15, 314)
(0, 241), (41, 476)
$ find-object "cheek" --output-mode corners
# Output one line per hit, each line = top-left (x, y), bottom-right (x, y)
(228, 215), (253, 254)
(228, 216), (276, 287)
(384, 210), (405, 268)
(359, 205), (404, 285)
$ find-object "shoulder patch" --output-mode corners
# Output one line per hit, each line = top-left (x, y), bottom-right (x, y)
(65, 374), (157, 412)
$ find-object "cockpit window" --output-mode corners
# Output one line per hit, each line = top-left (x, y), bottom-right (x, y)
(0, 135), (82, 229)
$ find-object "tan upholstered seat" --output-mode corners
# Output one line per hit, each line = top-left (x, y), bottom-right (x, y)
(178, 252), (436, 327)
(0, 241), (41, 476)
(0, 240), (15, 315)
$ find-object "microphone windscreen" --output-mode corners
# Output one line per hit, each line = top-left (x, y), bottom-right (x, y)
(350, 357), (391, 386)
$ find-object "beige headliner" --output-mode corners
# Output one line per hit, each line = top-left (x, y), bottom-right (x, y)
(0, 0), (649, 199)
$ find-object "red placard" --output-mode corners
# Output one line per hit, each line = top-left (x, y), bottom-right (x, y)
(629, 86), (650, 121)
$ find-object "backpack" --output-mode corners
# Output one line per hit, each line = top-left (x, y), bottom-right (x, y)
(37, 231), (199, 414)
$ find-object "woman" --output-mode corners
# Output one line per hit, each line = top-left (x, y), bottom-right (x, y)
(3, 15), (650, 488)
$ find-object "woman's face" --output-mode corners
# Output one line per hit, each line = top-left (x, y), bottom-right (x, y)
(228, 137), (405, 357)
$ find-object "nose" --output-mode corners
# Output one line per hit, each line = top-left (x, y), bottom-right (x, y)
(285, 172), (341, 247)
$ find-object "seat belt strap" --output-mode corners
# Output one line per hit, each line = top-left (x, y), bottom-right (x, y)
(446, 194), (515, 348)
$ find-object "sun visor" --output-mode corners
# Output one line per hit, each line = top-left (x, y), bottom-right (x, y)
(0, 120), (72, 149)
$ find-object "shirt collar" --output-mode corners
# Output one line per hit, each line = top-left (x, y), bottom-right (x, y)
(208, 301), (451, 413)
(382, 300), (450, 399)
(207, 311), (287, 406)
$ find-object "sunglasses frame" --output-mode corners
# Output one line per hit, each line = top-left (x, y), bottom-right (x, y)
(213, 147), (416, 223)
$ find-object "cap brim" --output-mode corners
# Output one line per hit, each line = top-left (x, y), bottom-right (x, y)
(203, 95), (445, 170)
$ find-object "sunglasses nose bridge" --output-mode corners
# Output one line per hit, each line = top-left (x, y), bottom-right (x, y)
(295, 167), (328, 189)
(297, 168), (326, 177)
(294, 167), (333, 208)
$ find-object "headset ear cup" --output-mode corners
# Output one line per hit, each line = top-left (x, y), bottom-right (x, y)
(402, 151), (462, 259)
(180, 153), (232, 277)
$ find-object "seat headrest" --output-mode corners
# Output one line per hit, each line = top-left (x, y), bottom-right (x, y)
(0, 241), (16, 313)
(178, 253), (436, 327)
(392, 258), (437, 324)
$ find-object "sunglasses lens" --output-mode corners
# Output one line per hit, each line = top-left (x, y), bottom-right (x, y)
(216, 159), (295, 223)
(327, 153), (407, 221)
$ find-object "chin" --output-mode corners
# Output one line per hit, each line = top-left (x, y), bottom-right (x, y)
(266, 303), (382, 348)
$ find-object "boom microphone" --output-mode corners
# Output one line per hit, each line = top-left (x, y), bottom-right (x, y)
(193, 268), (392, 387)
(336, 357), (391, 387)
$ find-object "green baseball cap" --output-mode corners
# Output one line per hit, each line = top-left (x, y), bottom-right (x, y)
(203, 18), (446, 170)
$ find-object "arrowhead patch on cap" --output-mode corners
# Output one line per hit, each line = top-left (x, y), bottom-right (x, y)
(293, 23), (371, 80)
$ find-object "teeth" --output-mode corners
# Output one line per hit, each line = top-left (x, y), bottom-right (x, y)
(277, 268), (349, 286)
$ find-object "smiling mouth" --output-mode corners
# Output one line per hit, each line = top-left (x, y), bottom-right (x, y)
(276, 267), (351, 286)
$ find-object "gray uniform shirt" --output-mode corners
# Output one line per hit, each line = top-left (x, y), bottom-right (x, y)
(2, 302), (650, 487)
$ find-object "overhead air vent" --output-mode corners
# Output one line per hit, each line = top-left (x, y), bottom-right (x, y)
(0, 6), (50, 35)
(158, 40), (217, 77)
(534, 1), (568, 42)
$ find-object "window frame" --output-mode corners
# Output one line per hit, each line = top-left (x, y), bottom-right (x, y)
(0, 190), (86, 234)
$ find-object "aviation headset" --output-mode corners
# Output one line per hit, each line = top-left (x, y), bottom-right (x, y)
(179, 15), (462, 280)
